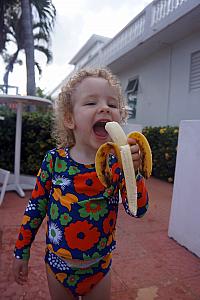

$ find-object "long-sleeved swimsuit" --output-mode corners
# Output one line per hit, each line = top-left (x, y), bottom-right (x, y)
(14, 147), (149, 298)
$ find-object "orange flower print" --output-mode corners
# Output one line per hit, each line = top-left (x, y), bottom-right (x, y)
(103, 210), (116, 234)
(60, 193), (78, 211)
(31, 178), (45, 199)
(74, 172), (104, 196)
(64, 220), (100, 251)
(101, 253), (112, 269)
(52, 189), (78, 211)
(15, 227), (32, 249)
(56, 273), (67, 283)
(52, 188), (62, 201)
(57, 149), (66, 157)
(22, 215), (30, 225)
(76, 272), (104, 295)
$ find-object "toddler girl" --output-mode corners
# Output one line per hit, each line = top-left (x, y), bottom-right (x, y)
(13, 68), (149, 300)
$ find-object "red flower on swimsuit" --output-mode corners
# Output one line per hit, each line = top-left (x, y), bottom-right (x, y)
(64, 220), (100, 251)
(103, 210), (117, 234)
(76, 272), (104, 295)
(15, 227), (32, 249)
(74, 172), (105, 196)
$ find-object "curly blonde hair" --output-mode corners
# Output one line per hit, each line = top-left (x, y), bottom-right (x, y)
(53, 67), (127, 148)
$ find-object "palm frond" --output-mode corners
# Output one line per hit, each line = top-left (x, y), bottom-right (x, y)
(35, 61), (42, 75)
(34, 45), (52, 64)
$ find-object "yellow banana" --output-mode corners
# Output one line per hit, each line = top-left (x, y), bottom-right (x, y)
(95, 121), (152, 216)
(95, 142), (122, 187)
(128, 131), (152, 179)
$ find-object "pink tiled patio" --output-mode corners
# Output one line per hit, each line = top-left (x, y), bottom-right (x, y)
(0, 177), (200, 299)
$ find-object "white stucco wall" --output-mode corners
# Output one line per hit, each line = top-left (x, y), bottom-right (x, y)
(118, 32), (200, 127)
(168, 32), (200, 125)
(119, 48), (171, 127)
(168, 120), (200, 257)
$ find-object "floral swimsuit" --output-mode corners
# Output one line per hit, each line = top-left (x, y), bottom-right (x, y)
(14, 148), (149, 298)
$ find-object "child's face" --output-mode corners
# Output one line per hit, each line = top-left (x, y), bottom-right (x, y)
(67, 76), (121, 152)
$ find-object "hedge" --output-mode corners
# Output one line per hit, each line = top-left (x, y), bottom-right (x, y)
(0, 108), (179, 182)
(0, 108), (55, 176)
(142, 126), (179, 182)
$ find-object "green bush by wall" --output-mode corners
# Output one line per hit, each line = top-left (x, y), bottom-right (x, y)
(0, 108), (179, 182)
(142, 126), (179, 182)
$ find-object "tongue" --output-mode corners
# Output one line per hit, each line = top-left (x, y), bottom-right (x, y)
(93, 123), (108, 137)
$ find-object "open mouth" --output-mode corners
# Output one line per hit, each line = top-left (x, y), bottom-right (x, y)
(93, 121), (109, 138)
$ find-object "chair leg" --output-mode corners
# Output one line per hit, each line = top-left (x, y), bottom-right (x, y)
(0, 169), (10, 206)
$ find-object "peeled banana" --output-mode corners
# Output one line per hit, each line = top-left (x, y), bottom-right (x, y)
(95, 121), (152, 216)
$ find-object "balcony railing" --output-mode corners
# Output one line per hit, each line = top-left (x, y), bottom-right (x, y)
(151, 0), (188, 25)
(81, 0), (191, 69)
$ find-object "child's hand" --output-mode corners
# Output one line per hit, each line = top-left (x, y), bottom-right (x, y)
(13, 257), (29, 285)
(127, 137), (141, 171)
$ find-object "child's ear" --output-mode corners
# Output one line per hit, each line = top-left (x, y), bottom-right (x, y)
(64, 114), (75, 129)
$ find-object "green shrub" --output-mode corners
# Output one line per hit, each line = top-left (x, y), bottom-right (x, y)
(0, 108), (15, 172)
(20, 112), (56, 175)
(0, 108), (55, 176)
(142, 126), (179, 183)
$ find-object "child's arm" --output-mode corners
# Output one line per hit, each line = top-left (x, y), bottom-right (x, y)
(120, 173), (149, 218)
(14, 151), (53, 261)
(120, 138), (149, 217)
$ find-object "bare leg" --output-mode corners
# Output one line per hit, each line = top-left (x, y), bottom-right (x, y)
(83, 271), (111, 300)
(46, 265), (75, 300)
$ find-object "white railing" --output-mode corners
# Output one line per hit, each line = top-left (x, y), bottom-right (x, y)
(51, 0), (195, 96)
(83, 0), (189, 68)
(85, 13), (146, 68)
(65, 0), (192, 76)
(151, 0), (188, 25)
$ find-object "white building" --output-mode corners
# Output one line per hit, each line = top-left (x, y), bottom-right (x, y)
(50, 0), (200, 127)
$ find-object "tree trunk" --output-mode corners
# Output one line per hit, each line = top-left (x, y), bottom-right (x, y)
(21, 0), (36, 96)
(0, 1), (5, 53)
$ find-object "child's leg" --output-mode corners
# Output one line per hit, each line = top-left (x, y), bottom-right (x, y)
(82, 271), (111, 300)
(46, 265), (75, 300)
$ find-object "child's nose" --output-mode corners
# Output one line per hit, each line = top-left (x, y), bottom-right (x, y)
(99, 104), (110, 114)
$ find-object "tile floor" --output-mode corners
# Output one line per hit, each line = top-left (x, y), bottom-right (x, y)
(0, 177), (199, 300)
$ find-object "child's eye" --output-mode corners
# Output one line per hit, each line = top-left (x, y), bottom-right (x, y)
(109, 104), (118, 108)
(85, 102), (96, 106)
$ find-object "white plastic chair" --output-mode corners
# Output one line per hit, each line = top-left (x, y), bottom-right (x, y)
(0, 168), (10, 206)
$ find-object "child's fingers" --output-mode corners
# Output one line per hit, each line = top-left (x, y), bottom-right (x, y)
(127, 137), (137, 146)
(127, 138), (141, 170)
(127, 138), (139, 154)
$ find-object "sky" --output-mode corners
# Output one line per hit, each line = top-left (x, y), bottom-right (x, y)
(0, 0), (152, 95)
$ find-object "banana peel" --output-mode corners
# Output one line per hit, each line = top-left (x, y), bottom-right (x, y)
(95, 121), (152, 216)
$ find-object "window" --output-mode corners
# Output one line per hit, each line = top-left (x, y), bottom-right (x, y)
(126, 78), (139, 119)
(189, 50), (200, 91)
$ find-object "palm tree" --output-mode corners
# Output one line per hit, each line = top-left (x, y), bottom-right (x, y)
(1, 0), (56, 95)
(2, 6), (53, 94)
(21, 0), (35, 95)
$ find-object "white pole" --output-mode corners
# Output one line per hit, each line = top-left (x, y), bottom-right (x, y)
(14, 102), (25, 197)
(15, 102), (22, 183)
